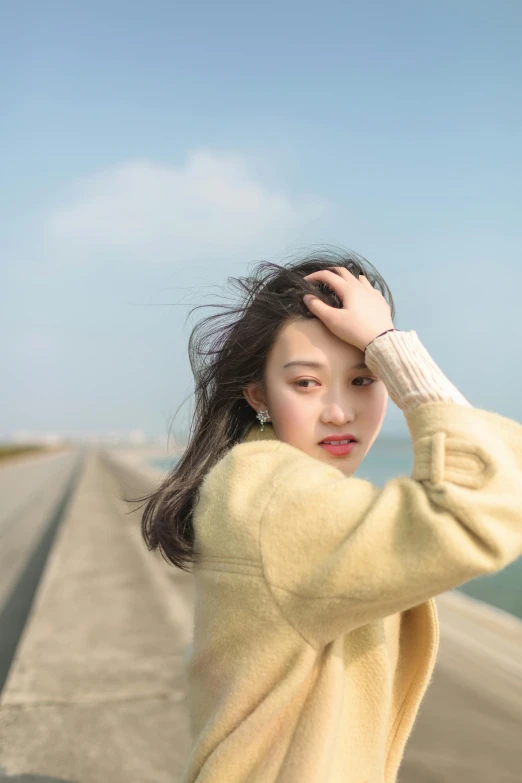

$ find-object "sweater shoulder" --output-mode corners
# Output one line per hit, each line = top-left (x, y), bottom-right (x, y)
(205, 438), (318, 484)
(193, 440), (335, 562)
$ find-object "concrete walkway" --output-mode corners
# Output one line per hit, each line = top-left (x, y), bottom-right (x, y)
(0, 449), (79, 608)
(0, 450), (194, 782)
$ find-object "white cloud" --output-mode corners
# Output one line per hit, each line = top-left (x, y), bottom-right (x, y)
(45, 150), (329, 262)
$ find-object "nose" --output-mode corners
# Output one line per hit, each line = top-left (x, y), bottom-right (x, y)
(321, 402), (355, 425)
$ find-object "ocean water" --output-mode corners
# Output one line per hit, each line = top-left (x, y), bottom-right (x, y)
(148, 437), (522, 621)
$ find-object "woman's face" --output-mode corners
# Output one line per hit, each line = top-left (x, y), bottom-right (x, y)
(243, 316), (388, 476)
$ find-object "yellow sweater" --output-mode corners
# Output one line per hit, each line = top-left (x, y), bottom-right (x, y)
(180, 330), (522, 782)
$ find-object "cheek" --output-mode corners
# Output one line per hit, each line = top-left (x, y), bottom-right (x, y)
(271, 386), (312, 429)
(369, 387), (388, 426)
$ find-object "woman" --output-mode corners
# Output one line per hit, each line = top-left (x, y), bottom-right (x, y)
(131, 248), (522, 782)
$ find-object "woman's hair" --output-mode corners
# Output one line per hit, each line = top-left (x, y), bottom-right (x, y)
(125, 246), (396, 572)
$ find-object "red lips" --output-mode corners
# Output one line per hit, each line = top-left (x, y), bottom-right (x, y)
(319, 433), (357, 443)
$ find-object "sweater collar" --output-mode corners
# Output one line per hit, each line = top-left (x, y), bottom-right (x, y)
(241, 421), (278, 443)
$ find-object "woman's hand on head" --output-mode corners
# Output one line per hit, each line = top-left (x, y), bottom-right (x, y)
(302, 267), (395, 352)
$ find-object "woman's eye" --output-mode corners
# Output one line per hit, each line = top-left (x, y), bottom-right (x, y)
(294, 377), (375, 389)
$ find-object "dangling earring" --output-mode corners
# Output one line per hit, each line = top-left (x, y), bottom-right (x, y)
(256, 409), (271, 431)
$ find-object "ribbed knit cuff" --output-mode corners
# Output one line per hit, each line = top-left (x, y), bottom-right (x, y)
(364, 330), (472, 414)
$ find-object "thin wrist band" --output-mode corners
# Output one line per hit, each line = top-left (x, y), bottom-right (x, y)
(364, 329), (401, 355)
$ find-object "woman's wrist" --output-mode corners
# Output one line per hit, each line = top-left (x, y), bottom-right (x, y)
(364, 329), (401, 356)
(364, 329), (472, 413)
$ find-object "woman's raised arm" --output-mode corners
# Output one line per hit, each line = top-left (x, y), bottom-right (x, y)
(253, 329), (522, 647)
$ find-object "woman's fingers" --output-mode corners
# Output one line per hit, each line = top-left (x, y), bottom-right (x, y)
(303, 268), (355, 302)
(302, 267), (392, 350)
(302, 294), (339, 322)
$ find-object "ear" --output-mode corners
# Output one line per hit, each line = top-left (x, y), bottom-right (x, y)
(242, 382), (269, 414)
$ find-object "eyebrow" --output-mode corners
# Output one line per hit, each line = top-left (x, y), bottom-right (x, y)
(283, 360), (369, 370)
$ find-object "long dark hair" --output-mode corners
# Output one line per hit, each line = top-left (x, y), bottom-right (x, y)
(125, 246), (396, 572)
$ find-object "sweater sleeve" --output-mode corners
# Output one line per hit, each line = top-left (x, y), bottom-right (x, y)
(258, 335), (522, 649)
(364, 329), (472, 413)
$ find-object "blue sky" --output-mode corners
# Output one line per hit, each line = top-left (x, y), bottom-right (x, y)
(2, 0), (521, 442)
